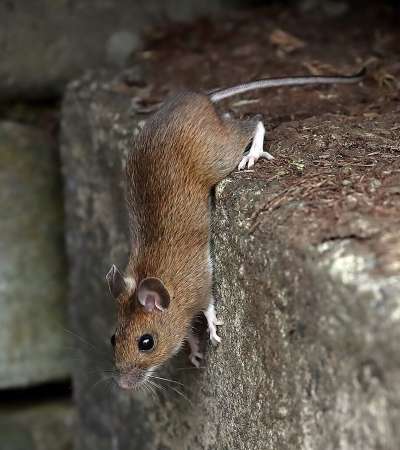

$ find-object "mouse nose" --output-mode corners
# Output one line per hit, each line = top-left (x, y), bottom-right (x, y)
(117, 373), (138, 390)
(116, 365), (146, 390)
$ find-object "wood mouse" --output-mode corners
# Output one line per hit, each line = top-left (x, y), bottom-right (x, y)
(105, 68), (365, 389)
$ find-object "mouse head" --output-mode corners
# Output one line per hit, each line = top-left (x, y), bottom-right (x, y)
(106, 264), (184, 390)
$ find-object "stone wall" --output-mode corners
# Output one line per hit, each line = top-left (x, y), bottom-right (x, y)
(0, 115), (74, 449)
(0, 122), (70, 389)
(0, 2), (247, 449)
(2, 1), (400, 449)
(59, 4), (400, 446)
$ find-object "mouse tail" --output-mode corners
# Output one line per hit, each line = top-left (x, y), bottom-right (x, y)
(208, 67), (366, 103)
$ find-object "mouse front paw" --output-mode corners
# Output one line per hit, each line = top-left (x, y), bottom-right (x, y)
(209, 329), (222, 346)
(204, 303), (223, 347)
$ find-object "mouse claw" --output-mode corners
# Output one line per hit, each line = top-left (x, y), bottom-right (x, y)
(261, 151), (274, 160)
(187, 332), (204, 368)
(238, 157), (248, 171)
(209, 332), (221, 347)
(204, 303), (223, 346)
(189, 351), (204, 368)
(238, 121), (274, 170)
(238, 149), (274, 171)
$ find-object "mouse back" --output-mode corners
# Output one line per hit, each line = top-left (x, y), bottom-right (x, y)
(131, 91), (255, 185)
(125, 92), (222, 312)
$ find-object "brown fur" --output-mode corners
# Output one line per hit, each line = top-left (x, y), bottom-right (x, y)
(113, 91), (256, 374)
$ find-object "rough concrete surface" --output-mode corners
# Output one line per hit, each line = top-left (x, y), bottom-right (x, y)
(0, 122), (70, 388)
(60, 4), (400, 450)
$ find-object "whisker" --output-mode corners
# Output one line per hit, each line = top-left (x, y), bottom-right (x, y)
(60, 329), (117, 383)
(103, 368), (119, 375)
(61, 342), (111, 355)
(63, 349), (116, 374)
(147, 379), (164, 394)
(148, 375), (184, 386)
(141, 382), (150, 398)
(143, 380), (155, 401)
(145, 380), (159, 401)
(84, 374), (115, 398)
(174, 366), (206, 371)
(147, 380), (165, 399)
(148, 379), (192, 406)
(106, 378), (116, 402)
(61, 327), (113, 362)
(166, 384), (193, 406)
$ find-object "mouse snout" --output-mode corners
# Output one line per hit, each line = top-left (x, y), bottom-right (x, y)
(115, 364), (147, 390)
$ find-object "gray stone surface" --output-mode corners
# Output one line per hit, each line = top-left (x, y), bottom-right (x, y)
(60, 68), (400, 450)
(0, 400), (75, 450)
(0, 122), (70, 388)
(0, 0), (235, 100)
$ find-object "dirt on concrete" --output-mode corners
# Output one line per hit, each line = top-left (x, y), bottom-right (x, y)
(60, 3), (400, 449)
(109, 0), (400, 255)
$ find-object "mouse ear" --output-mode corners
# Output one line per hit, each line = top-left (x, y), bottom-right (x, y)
(137, 277), (170, 312)
(105, 264), (127, 299)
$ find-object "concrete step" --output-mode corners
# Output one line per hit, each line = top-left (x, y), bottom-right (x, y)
(60, 7), (400, 449)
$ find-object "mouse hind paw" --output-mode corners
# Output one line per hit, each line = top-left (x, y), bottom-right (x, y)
(238, 150), (274, 170)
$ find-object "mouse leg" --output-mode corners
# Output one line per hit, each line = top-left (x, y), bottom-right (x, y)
(204, 302), (223, 346)
(238, 121), (274, 170)
(187, 331), (203, 368)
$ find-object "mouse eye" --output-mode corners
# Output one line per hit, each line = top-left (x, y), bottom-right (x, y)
(110, 334), (116, 347)
(138, 334), (154, 352)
